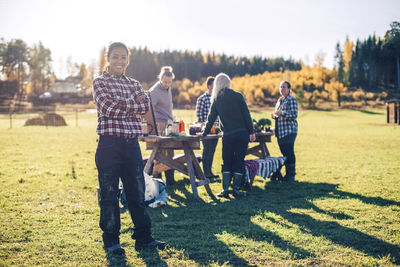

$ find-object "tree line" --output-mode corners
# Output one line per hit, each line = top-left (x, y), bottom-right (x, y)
(334, 21), (400, 91)
(123, 48), (302, 83)
(0, 21), (399, 108)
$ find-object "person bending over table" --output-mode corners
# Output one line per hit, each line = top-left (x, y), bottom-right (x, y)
(196, 76), (219, 179)
(93, 42), (166, 254)
(202, 73), (256, 198)
(273, 81), (298, 181)
(149, 66), (175, 185)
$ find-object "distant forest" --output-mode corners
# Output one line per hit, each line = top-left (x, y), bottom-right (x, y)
(123, 48), (301, 82)
(1, 21), (399, 108)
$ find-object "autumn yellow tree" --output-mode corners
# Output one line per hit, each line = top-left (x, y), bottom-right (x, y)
(325, 79), (347, 107)
(343, 37), (354, 86)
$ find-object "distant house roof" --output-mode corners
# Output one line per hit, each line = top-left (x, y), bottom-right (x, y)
(51, 76), (83, 94)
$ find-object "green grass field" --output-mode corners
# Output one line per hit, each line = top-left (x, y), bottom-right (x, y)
(1, 108), (399, 266)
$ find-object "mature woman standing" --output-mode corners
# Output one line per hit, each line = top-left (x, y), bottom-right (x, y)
(273, 81), (298, 181)
(149, 66), (175, 185)
(93, 42), (165, 254)
(202, 73), (256, 198)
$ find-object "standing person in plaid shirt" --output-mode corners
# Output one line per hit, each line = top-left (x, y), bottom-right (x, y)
(273, 81), (298, 181)
(196, 76), (219, 179)
(93, 42), (166, 254)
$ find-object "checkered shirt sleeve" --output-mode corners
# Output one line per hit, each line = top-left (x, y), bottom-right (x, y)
(275, 95), (298, 139)
(93, 72), (150, 138)
(196, 93), (211, 123)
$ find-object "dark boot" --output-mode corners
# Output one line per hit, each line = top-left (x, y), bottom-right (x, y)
(135, 237), (167, 251)
(217, 171), (231, 198)
(232, 172), (244, 197)
(104, 244), (125, 255)
(284, 163), (296, 181)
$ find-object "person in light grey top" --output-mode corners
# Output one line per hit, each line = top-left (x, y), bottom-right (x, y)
(149, 66), (174, 124)
(148, 66), (175, 185)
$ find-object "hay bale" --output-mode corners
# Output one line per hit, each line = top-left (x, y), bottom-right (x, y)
(24, 113), (67, 126)
(43, 113), (67, 126)
(25, 117), (44, 126)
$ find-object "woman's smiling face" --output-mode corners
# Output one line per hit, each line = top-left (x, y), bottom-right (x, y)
(108, 47), (128, 76)
(280, 81), (290, 97)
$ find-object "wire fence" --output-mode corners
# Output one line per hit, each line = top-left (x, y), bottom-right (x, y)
(0, 105), (97, 129)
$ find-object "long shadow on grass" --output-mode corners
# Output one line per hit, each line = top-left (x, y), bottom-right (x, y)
(106, 252), (130, 267)
(145, 180), (400, 265)
(357, 109), (384, 115)
(262, 181), (400, 264)
(143, 181), (312, 266)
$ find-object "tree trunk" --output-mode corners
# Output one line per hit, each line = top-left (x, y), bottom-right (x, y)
(337, 91), (341, 107)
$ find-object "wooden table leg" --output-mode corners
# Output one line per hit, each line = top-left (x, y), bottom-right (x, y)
(183, 143), (199, 199)
(143, 143), (160, 175)
(188, 149), (214, 198)
(261, 142), (270, 157)
(247, 141), (270, 159)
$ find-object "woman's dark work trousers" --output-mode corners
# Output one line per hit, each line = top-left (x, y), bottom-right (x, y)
(221, 130), (249, 174)
(202, 138), (218, 177)
(278, 133), (297, 181)
(95, 135), (152, 248)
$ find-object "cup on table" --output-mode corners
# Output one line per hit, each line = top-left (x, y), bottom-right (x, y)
(156, 122), (166, 136)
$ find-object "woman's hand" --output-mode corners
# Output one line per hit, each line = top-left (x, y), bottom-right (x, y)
(249, 133), (256, 142)
(135, 94), (147, 102)
(274, 110), (282, 117)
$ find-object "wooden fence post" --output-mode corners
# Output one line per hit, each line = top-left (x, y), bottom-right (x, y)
(9, 109), (12, 129)
(75, 108), (78, 127)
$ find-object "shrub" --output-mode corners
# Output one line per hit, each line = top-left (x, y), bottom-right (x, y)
(352, 90), (365, 101)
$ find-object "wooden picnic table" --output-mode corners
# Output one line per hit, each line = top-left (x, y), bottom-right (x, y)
(247, 131), (274, 158)
(139, 131), (273, 199)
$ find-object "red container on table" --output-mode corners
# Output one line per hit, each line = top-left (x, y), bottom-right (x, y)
(179, 119), (185, 132)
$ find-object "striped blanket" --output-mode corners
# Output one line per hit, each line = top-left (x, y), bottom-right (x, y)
(243, 156), (286, 188)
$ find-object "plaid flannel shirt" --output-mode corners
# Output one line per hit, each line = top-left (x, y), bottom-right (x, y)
(196, 92), (211, 123)
(93, 71), (150, 138)
(274, 94), (298, 139)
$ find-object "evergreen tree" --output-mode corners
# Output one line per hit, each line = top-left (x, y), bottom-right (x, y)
(2, 39), (28, 81)
(383, 21), (400, 90)
(334, 42), (345, 83)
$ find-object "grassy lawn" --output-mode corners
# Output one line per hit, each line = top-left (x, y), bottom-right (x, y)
(0, 108), (399, 266)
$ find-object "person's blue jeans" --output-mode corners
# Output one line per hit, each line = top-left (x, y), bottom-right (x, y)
(202, 138), (218, 177)
(221, 130), (249, 173)
(95, 135), (152, 248)
(278, 133), (297, 180)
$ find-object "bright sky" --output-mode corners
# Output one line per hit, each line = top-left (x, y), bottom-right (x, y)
(1, 0), (399, 78)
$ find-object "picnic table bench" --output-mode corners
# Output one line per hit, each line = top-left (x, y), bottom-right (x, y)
(140, 131), (274, 199)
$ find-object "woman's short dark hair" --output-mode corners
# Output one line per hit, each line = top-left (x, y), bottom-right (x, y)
(107, 42), (129, 58)
(281, 81), (291, 89)
(206, 76), (215, 87)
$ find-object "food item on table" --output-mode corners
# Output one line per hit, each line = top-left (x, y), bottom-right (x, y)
(189, 123), (203, 135)
(167, 132), (179, 137)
